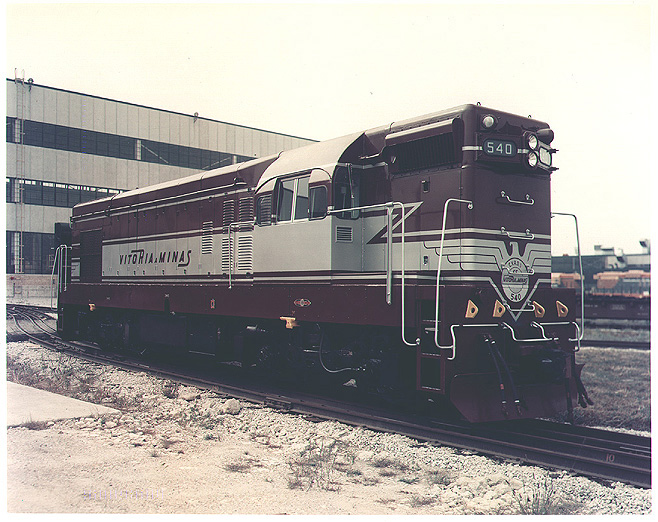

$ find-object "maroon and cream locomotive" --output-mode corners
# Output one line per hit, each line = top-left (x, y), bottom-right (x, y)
(57, 104), (590, 423)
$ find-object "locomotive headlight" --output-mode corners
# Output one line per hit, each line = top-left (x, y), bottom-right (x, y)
(481, 115), (497, 129)
(527, 151), (539, 168)
(526, 133), (539, 150)
(539, 147), (552, 167)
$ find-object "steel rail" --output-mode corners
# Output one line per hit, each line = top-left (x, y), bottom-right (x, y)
(7, 305), (651, 489)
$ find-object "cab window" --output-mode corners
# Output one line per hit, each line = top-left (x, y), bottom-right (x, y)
(276, 178), (296, 222)
(275, 174), (327, 222)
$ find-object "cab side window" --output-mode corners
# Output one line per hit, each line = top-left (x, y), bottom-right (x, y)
(273, 174), (327, 223)
(309, 186), (327, 219)
(294, 176), (309, 220)
(276, 178), (295, 222)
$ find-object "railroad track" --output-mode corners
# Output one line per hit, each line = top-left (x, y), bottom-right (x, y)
(7, 304), (651, 489)
(582, 340), (650, 350)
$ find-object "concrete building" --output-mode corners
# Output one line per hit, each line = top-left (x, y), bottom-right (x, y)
(6, 77), (315, 276)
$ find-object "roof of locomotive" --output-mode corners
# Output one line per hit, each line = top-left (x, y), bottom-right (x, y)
(71, 104), (549, 217)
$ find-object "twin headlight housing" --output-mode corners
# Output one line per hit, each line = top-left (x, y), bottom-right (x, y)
(480, 115), (556, 172)
(524, 131), (554, 170)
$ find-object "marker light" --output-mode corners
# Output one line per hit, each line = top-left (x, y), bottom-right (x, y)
(482, 115), (496, 129)
(539, 147), (552, 167)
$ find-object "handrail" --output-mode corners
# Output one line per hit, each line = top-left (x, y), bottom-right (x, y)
(502, 321), (557, 343)
(444, 323), (498, 360)
(50, 244), (71, 309)
(434, 198), (473, 350)
(551, 212), (585, 344)
(499, 191), (535, 206)
(500, 227), (534, 240)
(328, 201), (419, 347)
(535, 321), (582, 352)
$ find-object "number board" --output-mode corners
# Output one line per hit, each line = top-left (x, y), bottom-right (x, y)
(483, 139), (517, 158)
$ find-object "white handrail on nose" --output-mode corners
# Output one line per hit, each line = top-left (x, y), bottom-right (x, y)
(434, 198), (473, 352)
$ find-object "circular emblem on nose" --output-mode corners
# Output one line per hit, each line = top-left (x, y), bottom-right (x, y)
(294, 298), (312, 308)
(501, 257), (530, 303)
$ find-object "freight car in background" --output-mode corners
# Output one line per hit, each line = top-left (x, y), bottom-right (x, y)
(56, 103), (591, 423)
(552, 270), (650, 321)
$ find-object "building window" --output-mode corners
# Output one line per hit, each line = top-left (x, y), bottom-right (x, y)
(6, 231), (55, 274)
(6, 177), (123, 208)
(7, 117), (261, 172)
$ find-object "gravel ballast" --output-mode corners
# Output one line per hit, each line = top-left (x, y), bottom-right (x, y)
(6, 340), (652, 514)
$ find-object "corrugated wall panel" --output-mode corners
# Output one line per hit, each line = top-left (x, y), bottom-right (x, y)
(43, 88), (57, 124)
(28, 86), (45, 122)
(105, 100), (117, 134)
(93, 97), (105, 131)
(127, 104), (139, 138)
(138, 106), (150, 140)
(116, 102), (128, 136)
(55, 91), (70, 126)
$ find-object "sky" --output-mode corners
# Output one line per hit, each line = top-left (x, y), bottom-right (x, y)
(4, 1), (655, 256)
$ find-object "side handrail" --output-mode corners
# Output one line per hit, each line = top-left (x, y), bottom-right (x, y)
(551, 212), (585, 343)
(50, 244), (71, 309)
(328, 201), (418, 347)
(434, 198), (473, 350)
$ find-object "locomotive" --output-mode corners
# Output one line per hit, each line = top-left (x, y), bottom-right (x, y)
(57, 104), (591, 423)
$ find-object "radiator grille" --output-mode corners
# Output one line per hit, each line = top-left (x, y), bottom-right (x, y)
(392, 133), (455, 173)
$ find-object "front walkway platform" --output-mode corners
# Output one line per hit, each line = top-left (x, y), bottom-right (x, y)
(7, 382), (119, 427)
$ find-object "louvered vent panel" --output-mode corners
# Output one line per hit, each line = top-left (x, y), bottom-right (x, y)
(336, 226), (353, 243)
(237, 235), (253, 272)
(393, 133), (456, 174)
(201, 221), (213, 255)
(223, 200), (235, 226)
(239, 197), (254, 223)
(221, 236), (233, 273)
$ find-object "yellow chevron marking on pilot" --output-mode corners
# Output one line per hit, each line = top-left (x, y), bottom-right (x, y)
(556, 301), (569, 318)
(533, 301), (545, 318)
(465, 300), (479, 318)
(493, 300), (506, 318)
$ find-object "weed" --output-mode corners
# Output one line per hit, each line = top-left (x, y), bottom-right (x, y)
(425, 468), (456, 486)
(287, 436), (352, 491)
(372, 456), (409, 472)
(399, 476), (420, 485)
(225, 459), (253, 473)
(149, 449), (159, 458)
(18, 417), (49, 430)
(225, 456), (262, 473)
(509, 474), (583, 515)
(356, 476), (381, 486)
(161, 381), (179, 399)
(409, 495), (436, 508)
(378, 469), (398, 477)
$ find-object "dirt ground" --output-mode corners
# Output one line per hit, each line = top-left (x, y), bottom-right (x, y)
(5, 340), (652, 515)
